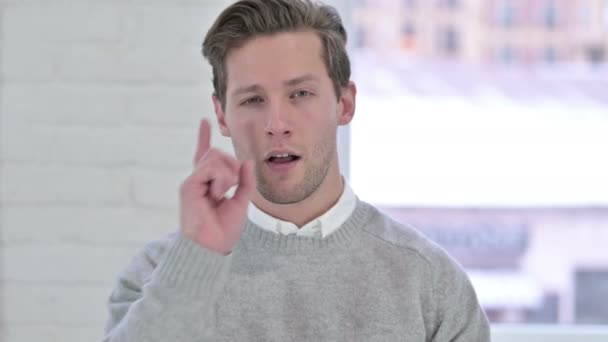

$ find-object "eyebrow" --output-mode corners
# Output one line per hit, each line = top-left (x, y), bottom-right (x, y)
(231, 74), (319, 97)
(232, 84), (264, 97)
(283, 74), (319, 87)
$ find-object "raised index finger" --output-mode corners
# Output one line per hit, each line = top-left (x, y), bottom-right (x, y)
(194, 119), (211, 166)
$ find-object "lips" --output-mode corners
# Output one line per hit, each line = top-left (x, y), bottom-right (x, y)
(264, 150), (301, 172)
(267, 153), (301, 164)
(264, 150), (302, 163)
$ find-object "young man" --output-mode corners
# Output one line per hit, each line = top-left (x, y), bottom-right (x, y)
(104, 0), (490, 341)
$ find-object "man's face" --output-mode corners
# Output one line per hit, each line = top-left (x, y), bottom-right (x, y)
(214, 31), (355, 204)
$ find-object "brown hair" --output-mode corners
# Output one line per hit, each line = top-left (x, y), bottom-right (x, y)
(202, 0), (350, 108)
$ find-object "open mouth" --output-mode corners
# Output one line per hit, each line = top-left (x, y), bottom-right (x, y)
(266, 153), (301, 164)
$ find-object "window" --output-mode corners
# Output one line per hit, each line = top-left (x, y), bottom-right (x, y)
(543, 0), (558, 29)
(543, 46), (557, 64)
(575, 270), (608, 324)
(500, 45), (516, 64)
(586, 46), (606, 65)
(402, 22), (416, 36)
(437, 0), (459, 10)
(401, 22), (417, 50)
(438, 27), (459, 56)
(498, 0), (517, 27)
(577, 3), (591, 28)
(403, 0), (416, 9)
(346, 0), (608, 338)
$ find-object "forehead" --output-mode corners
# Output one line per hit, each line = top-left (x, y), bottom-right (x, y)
(224, 31), (329, 92)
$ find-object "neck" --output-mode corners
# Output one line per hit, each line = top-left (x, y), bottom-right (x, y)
(251, 162), (344, 228)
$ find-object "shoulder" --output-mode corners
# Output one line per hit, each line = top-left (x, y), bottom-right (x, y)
(141, 231), (178, 263)
(358, 201), (467, 279)
(358, 202), (487, 329)
(116, 232), (178, 284)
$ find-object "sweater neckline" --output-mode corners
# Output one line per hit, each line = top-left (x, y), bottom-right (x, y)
(239, 199), (373, 253)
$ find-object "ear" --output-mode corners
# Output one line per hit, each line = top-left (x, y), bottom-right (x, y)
(212, 95), (231, 137)
(337, 81), (356, 126)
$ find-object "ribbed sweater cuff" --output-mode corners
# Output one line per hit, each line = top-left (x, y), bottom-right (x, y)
(153, 233), (232, 298)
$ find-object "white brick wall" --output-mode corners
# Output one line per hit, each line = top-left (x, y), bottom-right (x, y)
(0, 0), (231, 341)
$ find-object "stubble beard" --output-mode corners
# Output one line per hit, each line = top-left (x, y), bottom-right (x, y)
(234, 134), (336, 205)
(256, 145), (332, 204)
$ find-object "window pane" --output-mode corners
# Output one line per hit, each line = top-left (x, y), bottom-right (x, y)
(351, 0), (608, 325)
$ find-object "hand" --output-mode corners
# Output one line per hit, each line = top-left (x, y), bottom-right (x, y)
(179, 119), (255, 255)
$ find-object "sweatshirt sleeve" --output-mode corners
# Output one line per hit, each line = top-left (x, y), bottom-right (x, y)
(430, 253), (491, 342)
(103, 233), (233, 342)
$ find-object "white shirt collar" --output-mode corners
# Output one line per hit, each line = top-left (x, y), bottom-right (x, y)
(247, 180), (357, 238)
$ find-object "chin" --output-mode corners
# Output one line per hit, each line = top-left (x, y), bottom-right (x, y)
(258, 181), (308, 205)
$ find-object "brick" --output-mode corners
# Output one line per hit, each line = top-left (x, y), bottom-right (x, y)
(1, 5), (125, 45)
(1, 84), (128, 125)
(0, 4), (129, 82)
(125, 85), (212, 125)
(126, 4), (224, 46)
(57, 44), (210, 83)
(1, 282), (111, 325)
(1, 244), (140, 285)
(0, 324), (101, 342)
(131, 0), (231, 5)
(1, 124), (131, 165)
(0, 124), (195, 168)
(129, 125), (197, 168)
(0, 83), (217, 127)
(130, 168), (186, 210)
(0, 164), (129, 205)
(0, 205), (175, 246)
(0, 42), (60, 81)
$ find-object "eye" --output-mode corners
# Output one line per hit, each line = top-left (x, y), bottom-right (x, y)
(291, 90), (312, 99)
(241, 96), (264, 106)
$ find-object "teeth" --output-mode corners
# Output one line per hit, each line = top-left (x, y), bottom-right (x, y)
(272, 153), (290, 158)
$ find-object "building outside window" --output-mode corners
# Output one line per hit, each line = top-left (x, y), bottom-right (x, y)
(348, 0), (608, 339)
(500, 45), (516, 64)
(586, 46), (606, 65)
(438, 0), (459, 10)
(438, 27), (459, 56)
(542, 0), (558, 29)
(498, 0), (517, 27)
(401, 22), (417, 51)
(403, 0), (416, 9)
(543, 46), (557, 64)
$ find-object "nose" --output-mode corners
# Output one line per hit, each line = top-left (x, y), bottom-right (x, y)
(265, 101), (292, 137)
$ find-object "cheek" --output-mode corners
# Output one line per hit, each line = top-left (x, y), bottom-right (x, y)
(229, 117), (260, 150)
(226, 112), (254, 133)
(307, 100), (340, 126)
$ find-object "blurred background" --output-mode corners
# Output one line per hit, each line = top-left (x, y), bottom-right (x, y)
(350, 0), (608, 327)
(0, 0), (607, 341)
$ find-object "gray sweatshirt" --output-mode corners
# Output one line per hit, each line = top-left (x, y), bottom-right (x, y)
(104, 200), (490, 341)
